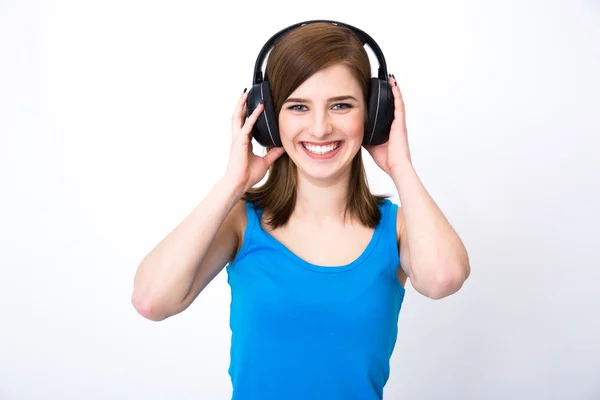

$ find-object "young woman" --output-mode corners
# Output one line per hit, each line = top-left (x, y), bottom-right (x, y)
(132, 20), (470, 400)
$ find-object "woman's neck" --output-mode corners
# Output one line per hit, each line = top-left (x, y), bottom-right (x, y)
(293, 173), (350, 224)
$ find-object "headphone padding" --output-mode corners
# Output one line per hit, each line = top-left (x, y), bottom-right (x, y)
(247, 81), (281, 147)
(364, 78), (394, 146)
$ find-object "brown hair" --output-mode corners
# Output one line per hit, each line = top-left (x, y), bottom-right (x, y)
(243, 22), (388, 228)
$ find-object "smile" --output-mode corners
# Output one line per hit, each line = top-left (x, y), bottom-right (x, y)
(301, 141), (342, 155)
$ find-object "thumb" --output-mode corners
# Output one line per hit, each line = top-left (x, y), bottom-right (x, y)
(262, 146), (286, 167)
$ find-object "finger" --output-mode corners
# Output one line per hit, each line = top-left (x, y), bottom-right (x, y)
(241, 102), (264, 134)
(232, 89), (249, 129)
(388, 74), (405, 119)
(262, 146), (286, 167)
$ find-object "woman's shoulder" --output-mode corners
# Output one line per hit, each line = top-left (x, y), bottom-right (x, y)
(375, 196), (402, 236)
(228, 199), (250, 252)
(230, 199), (266, 253)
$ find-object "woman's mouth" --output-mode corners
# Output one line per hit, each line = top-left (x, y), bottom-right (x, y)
(300, 141), (343, 159)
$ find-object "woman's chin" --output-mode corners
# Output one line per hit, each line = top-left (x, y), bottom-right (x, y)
(296, 160), (351, 184)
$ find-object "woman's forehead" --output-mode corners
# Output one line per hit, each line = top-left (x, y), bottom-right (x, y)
(288, 64), (362, 99)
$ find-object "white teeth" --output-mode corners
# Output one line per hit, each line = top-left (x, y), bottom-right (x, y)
(302, 142), (340, 155)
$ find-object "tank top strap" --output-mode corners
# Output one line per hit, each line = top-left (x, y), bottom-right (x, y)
(244, 200), (261, 225)
(228, 200), (261, 270)
(379, 198), (401, 267)
(381, 198), (399, 231)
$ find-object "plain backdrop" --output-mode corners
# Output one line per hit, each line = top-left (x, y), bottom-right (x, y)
(1, 1), (599, 399)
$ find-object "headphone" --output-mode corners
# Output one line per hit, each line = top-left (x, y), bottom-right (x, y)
(246, 20), (394, 148)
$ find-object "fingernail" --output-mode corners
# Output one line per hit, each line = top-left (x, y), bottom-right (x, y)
(243, 88), (247, 93)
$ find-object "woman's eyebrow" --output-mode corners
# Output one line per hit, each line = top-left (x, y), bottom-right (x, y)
(283, 95), (358, 104)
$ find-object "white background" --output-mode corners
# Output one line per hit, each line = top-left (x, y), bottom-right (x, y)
(1, 1), (599, 399)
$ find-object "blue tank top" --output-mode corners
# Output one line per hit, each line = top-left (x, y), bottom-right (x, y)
(226, 198), (405, 400)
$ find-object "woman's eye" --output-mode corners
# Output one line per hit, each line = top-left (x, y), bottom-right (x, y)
(333, 103), (352, 110)
(288, 103), (352, 111)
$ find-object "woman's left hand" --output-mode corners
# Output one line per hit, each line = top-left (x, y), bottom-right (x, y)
(364, 75), (412, 176)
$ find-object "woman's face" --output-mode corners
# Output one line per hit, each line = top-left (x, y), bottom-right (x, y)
(278, 63), (366, 184)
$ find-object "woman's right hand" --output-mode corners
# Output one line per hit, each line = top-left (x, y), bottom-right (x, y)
(224, 89), (286, 194)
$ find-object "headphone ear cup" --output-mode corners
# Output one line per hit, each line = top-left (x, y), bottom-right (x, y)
(246, 81), (281, 147)
(364, 78), (394, 146)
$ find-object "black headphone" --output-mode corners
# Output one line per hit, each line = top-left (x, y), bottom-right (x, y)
(246, 20), (394, 148)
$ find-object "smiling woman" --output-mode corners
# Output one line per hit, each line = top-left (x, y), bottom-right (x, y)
(279, 64), (364, 172)
(132, 19), (470, 400)
(243, 22), (387, 229)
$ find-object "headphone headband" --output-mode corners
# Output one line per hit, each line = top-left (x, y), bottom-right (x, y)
(252, 20), (389, 84)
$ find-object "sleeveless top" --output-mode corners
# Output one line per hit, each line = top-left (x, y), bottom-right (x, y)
(226, 198), (406, 400)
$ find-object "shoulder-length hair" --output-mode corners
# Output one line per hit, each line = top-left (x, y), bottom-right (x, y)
(243, 22), (388, 228)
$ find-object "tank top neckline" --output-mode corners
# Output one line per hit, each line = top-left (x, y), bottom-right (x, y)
(250, 202), (387, 273)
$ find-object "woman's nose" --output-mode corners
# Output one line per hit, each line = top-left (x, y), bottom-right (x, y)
(308, 112), (333, 138)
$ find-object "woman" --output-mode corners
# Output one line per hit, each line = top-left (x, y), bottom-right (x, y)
(132, 21), (470, 400)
